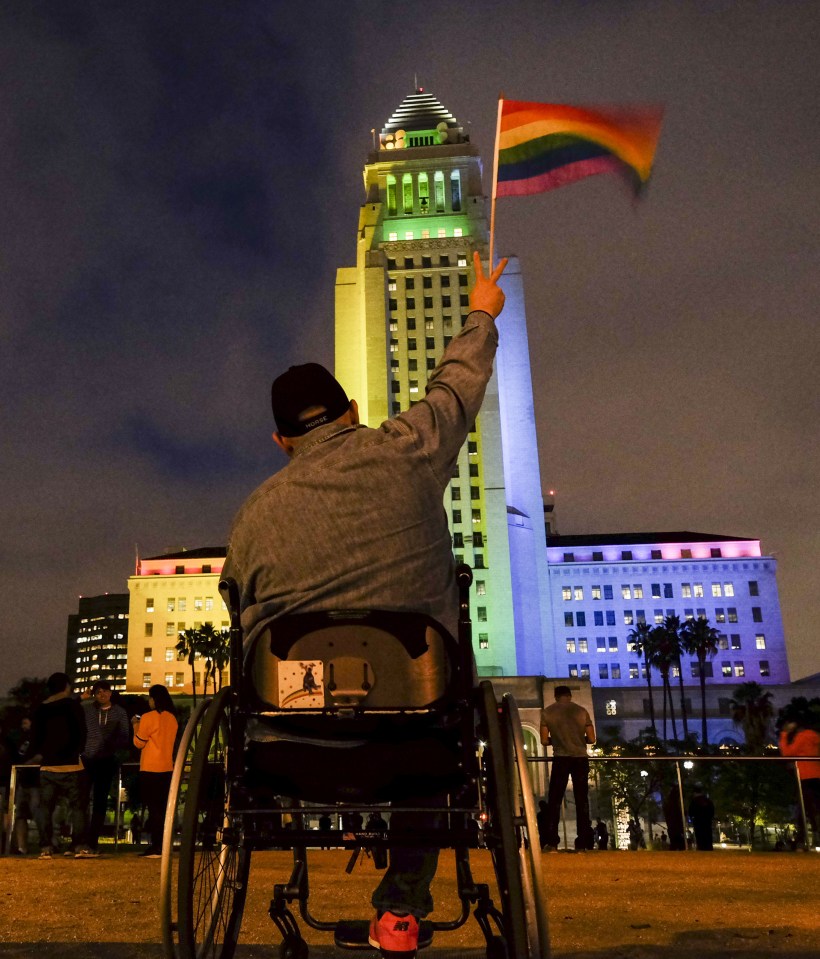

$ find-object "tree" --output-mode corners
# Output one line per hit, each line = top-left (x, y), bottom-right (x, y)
(730, 682), (774, 752)
(627, 622), (657, 736)
(0, 677), (50, 728)
(647, 625), (678, 742)
(196, 624), (230, 695)
(176, 628), (202, 706)
(663, 614), (689, 741)
(681, 617), (720, 745)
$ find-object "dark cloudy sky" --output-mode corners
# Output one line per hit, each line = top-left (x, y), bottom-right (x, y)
(2, 1), (818, 687)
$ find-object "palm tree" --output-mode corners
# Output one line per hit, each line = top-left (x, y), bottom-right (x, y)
(647, 624), (678, 742)
(681, 617), (720, 745)
(176, 628), (203, 705)
(730, 682), (774, 753)
(627, 622), (657, 736)
(663, 615), (689, 741)
(194, 624), (231, 695)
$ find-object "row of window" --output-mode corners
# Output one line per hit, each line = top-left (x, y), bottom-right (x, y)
(387, 227), (465, 242)
(452, 509), (482, 526)
(387, 254), (469, 271)
(145, 596), (225, 613)
(143, 644), (226, 663)
(389, 335), (454, 354)
(142, 672), (199, 689)
(561, 547), (727, 562)
(561, 581), (759, 601)
(389, 294), (470, 311)
(385, 170), (462, 217)
(144, 619), (227, 638)
(566, 633), (767, 654)
(388, 273), (469, 291)
(563, 607), (763, 627)
(568, 659), (771, 681)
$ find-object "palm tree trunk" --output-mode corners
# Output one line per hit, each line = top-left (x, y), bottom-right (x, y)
(661, 672), (668, 741)
(676, 661), (689, 739)
(189, 655), (197, 707)
(665, 674), (678, 740)
(698, 654), (708, 745)
(645, 654), (657, 734)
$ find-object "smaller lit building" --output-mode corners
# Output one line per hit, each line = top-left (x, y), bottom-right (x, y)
(65, 593), (129, 692)
(545, 531), (789, 689)
(125, 547), (227, 693)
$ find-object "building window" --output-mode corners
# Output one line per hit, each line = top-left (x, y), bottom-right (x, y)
(759, 660), (770, 677)
(606, 610), (616, 626)
(711, 547), (722, 558)
(165, 673), (174, 687)
(734, 661), (745, 677)
(143, 648), (152, 662)
(476, 580), (486, 595)
(599, 664), (609, 680)
(717, 634), (729, 650)
(574, 587), (584, 600)
(624, 610), (634, 626)
(417, 172), (429, 213)
(712, 583), (722, 597)
(611, 664), (621, 680)
(633, 585), (644, 599)
(167, 598), (175, 612)
(478, 633), (489, 649)
(178, 598), (187, 612)
(593, 551), (603, 561)
(693, 583), (704, 598)
(578, 639), (589, 654)
(621, 551), (633, 560)
(752, 607), (763, 623)
(175, 672), (184, 685)
(576, 612), (586, 627)
(563, 552), (575, 562)
(565, 613), (574, 627)
(684, 608), (694, 621)
(453, 532), (464, 549)
(165, 622), (176, 636)
(594, 611), (604, 626)
(681, 548), (692, 559)
(146, 598), (155, 613)
(450, 170), (462, 211)
(603, 585), (613, 600)
(144, 623), (153, 638)
(730, 634), (741, 650)
(568, 664), (578, 678)
(142, 674), (151, 688)
(622, 585), (631, 600)
(651, 584), (661, 599)
(755, 634), (766, 650)
(566, 639), (576, 653)
(597, 637), (607, 653)
(724, 583), (734, 597)
(386, 174), (397, 215)
(164, 648), (175, 662)
(749, 580), (759, 596)
(579, 664), (590, 678)
(715, 608), (726, 623)
(629, 664), (639, 679)
(562, 587), (572, 601)
(682, 583), (692, 598)
(477, 606), (487, 622)
(175, 565), (184, 574)
(727, 607), (737, 623)
(721, 661), (732, 677)
(433, 171), (445, 212)
(402, 173), (413, 214)
(591, 586), (601, 600)
(664, 583), (673, 599)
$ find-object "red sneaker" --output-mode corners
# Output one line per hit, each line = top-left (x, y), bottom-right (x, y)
(368, 911), (419, 957)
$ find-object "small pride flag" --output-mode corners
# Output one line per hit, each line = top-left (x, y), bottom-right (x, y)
(488, 97), (663, 263)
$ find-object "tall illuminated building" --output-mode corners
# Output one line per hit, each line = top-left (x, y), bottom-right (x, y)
(335, 89), (553, 676)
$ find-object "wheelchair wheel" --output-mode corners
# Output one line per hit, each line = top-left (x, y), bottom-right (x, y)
(478, 682), (529, 958)
(161, 698), (212, 958)
(500, 694), (550, 958)
(177, 688), (251, 959)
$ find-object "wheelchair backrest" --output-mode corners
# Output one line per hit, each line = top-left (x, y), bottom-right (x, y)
(246, 609), (458, 715)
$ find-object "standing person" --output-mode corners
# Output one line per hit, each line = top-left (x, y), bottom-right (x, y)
(224, 252), (507, 959)
(29, 672), (95, 858)
(5, 716), (39, 855)
(779, 718), (820, 846)
(594, 818), (609, 851)
(539, 685), (596, 852)
(131, 684), (178, 859)
(536, 800), (549, 850)
(688, 784), (715, 850)
(82, 681), (130, 852)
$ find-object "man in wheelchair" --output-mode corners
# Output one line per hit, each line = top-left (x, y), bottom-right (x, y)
(223, 251), (508, 958)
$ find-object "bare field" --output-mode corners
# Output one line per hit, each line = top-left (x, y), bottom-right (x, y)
(0, 848), (818, 958)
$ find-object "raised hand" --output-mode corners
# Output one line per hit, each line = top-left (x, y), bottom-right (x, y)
(469, 250), (509, 319)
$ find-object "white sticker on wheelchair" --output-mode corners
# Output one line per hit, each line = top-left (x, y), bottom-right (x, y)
(278, 661), (324, 708)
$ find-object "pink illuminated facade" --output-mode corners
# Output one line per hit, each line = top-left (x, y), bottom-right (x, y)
(545, 531), (789, 694)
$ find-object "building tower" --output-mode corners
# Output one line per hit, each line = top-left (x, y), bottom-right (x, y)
(65, 593), (129, 692)
(335, 89), (554, 676)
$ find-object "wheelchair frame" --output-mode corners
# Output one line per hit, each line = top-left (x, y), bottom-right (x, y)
(160, 565), (548, 959)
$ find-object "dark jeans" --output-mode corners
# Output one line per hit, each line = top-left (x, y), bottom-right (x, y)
(35, 770), (89, 851)
(371, 796), (443, 918)
(85, 756), (119, 850)
(140, 770), (173, 853)
(545, 756), (594, 850)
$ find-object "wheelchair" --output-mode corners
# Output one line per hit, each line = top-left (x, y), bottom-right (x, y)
(160, 565), (548, 959)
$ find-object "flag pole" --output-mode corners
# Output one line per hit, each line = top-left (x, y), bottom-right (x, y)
(488, 94), (504, 270)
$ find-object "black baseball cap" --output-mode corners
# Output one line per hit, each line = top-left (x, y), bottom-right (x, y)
(271, 363), (351, 437)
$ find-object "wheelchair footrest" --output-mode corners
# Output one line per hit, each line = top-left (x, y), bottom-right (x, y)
(334, 919), (434, 951)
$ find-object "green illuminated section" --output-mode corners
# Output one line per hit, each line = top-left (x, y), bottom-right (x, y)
(382, 215), (470, 242)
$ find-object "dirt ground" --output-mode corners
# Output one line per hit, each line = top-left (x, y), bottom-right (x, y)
(0, 847), (818, 958)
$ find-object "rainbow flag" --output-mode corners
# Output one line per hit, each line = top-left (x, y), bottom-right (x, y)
(495, 100), (663, 197)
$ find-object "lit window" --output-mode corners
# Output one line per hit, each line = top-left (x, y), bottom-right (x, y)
(476, 580), (486, 596)
(597, 637), (606, 653)
(654, 610), (664, 624)
(167, 598), (175, 612)
(457, 255), (467, 267)
(724, 583), (734, 597)
(624, 610), (634, 626)
(591, 586), (601, 600)
(759, 660), (770, 677)
(178, 598), (187, 612)
(605, 700), (617, 716)
(609, 637), (618, 651)
(434, 171), (445, 212)
(684, 609), (694, 621)
(681, 583), (692, 598)
(450, 170), (462, 211)
(622, 585), (631, 600)
(478, 633), (489, 649)
(734, 662), (745, 677)
(142, 674), (151, 688)
(165, 648), (174, 662)
(472, 509), (481, 524)
(568, 664), (578, 678)
(165, 622), (175, 636)
(143, 648), (152, 662)
(579, 664), (590, 678)
(437, 228), (446, 238)
(574, 587), (584, 601)
(715, 608), (726, 623)
(731, 635), (741, 650)
(633, 585), (643, 599)
(146, 598), (155, 612)
(165, 673), (174, 687)
(566, 639), (576, 653)
(388, 232), (398, 241)
(417, 172), (429, 213)
(721, 661), (732, 677)
(453, 227), (463, 237)
(693, 583), (704, 598)
(712, 583), (722, 597)
(728, 608), (738, 623)
(755, 634), (766, 650)
(651, 584), (661, 599)
(578, 639), (588, 654)
(405, 231), (414, 240)
(629, 664), (639, 679)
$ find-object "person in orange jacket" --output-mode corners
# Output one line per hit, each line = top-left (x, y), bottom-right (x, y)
(779, 718), (820, 847)
(131, 684), (177, 858)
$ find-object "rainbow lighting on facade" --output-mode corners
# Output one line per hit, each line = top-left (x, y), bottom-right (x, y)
(545, 531), (789, 687)
(125, 547), (228, 692)
(335, 89), (552, 677)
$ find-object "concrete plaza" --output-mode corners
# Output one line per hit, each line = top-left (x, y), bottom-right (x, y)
(0, 848), (817, 957)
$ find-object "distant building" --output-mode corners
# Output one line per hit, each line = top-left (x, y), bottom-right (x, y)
(335, 87), (551, 678)
(65, 593), (129, 692)
(125, 547), (227, 693)
(545, 531), (789, 689)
